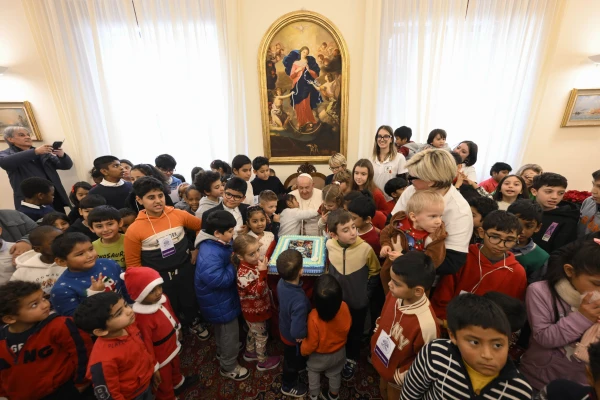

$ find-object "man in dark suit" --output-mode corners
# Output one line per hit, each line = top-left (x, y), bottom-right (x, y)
(202, 177), (249, 238)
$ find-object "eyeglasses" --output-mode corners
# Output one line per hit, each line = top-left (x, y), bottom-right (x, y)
(485, 232), (517, 248)
(158, 167), (175, 173)
(329, 165), (343, 172)
(224, 191), (244, 201)
(377, 135), (392, 140)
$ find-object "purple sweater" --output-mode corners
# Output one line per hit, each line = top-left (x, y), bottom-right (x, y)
(519, 281), (593, 390)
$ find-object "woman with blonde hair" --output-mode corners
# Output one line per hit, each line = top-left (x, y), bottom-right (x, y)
(325, 153), (347, 185)
(516, 163), (543, 199)
(371, 125), (407, 201)
(391, 149), (473, 275)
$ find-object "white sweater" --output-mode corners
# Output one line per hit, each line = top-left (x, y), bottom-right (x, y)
(279, 208), (320, 237)
(12, 250), (67, 294)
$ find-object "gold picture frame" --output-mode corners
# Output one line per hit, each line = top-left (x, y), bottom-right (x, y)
(561, 88), (600, 127)
(0, 101), (42, 141)
(258, 11), (349, 164)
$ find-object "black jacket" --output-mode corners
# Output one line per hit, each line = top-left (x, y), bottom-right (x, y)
(202, 203), (249, 226)
(532, 200), (580, 254)
(0, 210), (37, 243)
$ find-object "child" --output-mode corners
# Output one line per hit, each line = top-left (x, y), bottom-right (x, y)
(258, 190), (280, 238)
(210, 159), (232, 178)
(251, 156), (286, 195)
(326, 209), (381, 380)
(124, 177), (207, 339)
(384, 177), (408, 215)
(232, 154), (254, 205)
(301, 274), (351, 400)
(90, 166), (103, 185)
(13, 226), (65, 293)
(68, 181), (91, 223)
(277, 249), (311, 397)
(348, 193), (381, 256)
(579, 169), (600, 237)
(74, 292), (160, 400)
(233, 235), (280, 371)
(177, 182), (190, 200)
(195, 211), (249, 381)
(379, 191), (447, 294)
(507, 200), (550, 282)
(372, 252), (439, 400)
(50, 232), (128, 316)
(479, 162), (512, 194)
(270, 168), (276, 177)
(431, 210), (527, 322)
(40, 211), (70, 232)
(88, 155), (133, 209)
(17, 177), (55, 222)
(344, 191), (388, 230)
(277, 193), (320, 237)
(118, 207), (137, 233)
(67, 194), (106, 242)
(468, 196), (499, 244)
(482, 291), (528, 362)
(120, 158), (134, 182)
(89, 205), (125, 269)
(394, 125), (413, 156)
(0, 230), (15, 284)
(0, 281), (92, 399)
(332, 168), (352, 194)
(155, 153), (183, 204)
(401, 294), (533, 399)
(194, 170), (224, 217)
(175, 185), (202, 215)
(122, 267), (198, 399)
(351, 159), (389, 215)
(531, 172), (579, 253)
(492, 174), (529, 211)
(201, 177), (249, 238)
(425, 128), (450, 150)
(519, 240), (600, 391)
(246, 206), (276, 259)
(318, 184), (345, 236)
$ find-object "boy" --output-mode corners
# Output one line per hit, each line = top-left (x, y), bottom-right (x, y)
(12, 225), (66, 293)
(507, 200), (549, 283)
(194, 170), (224, 216)
(0, 227), (15, 284)
(74, 292), (160, 400)
(155, 154), (182, 204)
(394, 126), (413, 157)
(0, 281), (92, 400)
(118, 207), (137, 234)
(384, 177), (408, 215)
(88, 156), (133, 210)
(259, 189), (280, 238)
(202, 176), (249, 238)
(232, 154), (254, 205)
(89, 205), (125, 269)
(124, 177), (208, 340)
(372, 252), (439, 400)
(468, 196), (499, 244)
(479, 162), (512, 194)
(17, 177), (55, 222)
(348, 193), (381, 256)
(530, 172), (579, 253)
(401, 294), (533, 399)
(277, 249), (311, 397)
(67, 194), (106, 242)
(431, 210), (527, 322)
(195, 211), (249, 381)
(50, 232), (128, 316)
(483, 291), (528, 361)
(326, 209), (381, 380)
(251, 156), (286, 196)
(123, 267), (198, 399)
(579, 169), (600, 237)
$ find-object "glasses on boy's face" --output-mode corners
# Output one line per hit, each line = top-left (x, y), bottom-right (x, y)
(484, 231), (517, 247)
(158, 167), (175, 174)
(224, 191), (243, 201)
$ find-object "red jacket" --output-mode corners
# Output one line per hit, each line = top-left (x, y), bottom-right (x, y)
(133, 295), (181, 368)
(432, 244), (527, 320)
(372, 210), (387, 230)
(237, 261), (272, 322)
(87, 323), (157, 400)
(373, 188), (390, 216)
(0, 314), (92, 400)
(359, 226), (381, 258)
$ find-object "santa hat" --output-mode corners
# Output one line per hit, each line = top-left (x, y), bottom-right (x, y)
(120, 267), (164, 303)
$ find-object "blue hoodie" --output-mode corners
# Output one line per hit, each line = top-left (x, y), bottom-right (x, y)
(277, 278), (311, 345)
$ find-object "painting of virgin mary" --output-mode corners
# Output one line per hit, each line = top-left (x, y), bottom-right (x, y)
(283, 47), (322, 132)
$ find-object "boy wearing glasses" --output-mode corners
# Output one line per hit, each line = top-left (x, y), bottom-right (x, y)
(155, 154), (182, 204)
(202, 177), (249, 239)
(431, 210), (527, 326)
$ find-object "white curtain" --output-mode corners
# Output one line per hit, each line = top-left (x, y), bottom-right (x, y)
(376, 0), (560, 180)
(23, 0), (246, 182)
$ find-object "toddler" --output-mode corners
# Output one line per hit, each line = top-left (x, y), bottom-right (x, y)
(277, 194), (319, 237)
(424, 128), (449, 150)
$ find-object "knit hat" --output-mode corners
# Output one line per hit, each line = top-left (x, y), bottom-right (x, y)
(121, 267), (164, 302)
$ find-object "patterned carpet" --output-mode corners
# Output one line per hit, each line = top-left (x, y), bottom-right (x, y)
(177, 329), (383, 400)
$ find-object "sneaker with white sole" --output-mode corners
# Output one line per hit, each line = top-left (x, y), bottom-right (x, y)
(281, 382), (307, 398)
(256, 356), (280, 371)
(189, 323), (211, 341)
(243, 350), (258, 362)
(219, 364), (250, 381)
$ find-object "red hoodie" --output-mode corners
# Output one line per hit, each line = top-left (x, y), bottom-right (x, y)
(432, 244), (527, 320)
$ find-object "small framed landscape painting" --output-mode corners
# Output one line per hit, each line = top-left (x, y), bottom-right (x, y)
(0, 101), (42, 140)
(561, 89), (600, 127)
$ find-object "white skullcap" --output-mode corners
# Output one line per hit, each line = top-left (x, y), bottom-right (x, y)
(298, 173), (313, 180)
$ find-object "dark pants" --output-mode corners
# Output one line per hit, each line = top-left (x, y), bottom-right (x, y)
(368, 276), (385, 333)
(133, 385), (154, 400)
(159, 263), (199, 327)
(282, 343), (307, 388)
(42, 380), (80, 400)
(346, 306), (368, 362)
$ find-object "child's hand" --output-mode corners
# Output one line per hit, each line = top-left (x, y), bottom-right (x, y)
(237, 225), (249, 235)
(579, 292), (600, 322)
(89, 273), (105, 292)
(388, 251), (401, 261)
(380, 245), (392, 258)
(190, 249), (198, 264)
(320, 212), (329, 223)
(257, 257), (268, 272)
(296, 338), (304, 343)
(152, 370), (162, 390)
(272, 213), (280, 223)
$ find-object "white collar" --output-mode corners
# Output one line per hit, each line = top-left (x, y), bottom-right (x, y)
(223, 205), (239, 214)
(132, 295), (167, 314)
(20, 201), (40, 209)
(100, 179), (125, 187)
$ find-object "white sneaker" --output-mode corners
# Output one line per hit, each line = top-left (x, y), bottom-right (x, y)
(219, 364), (250, 381)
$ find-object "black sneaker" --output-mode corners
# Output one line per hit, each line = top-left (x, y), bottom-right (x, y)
(320, 389), (340, 400)
(281, 382), (308, 398)
(189, 322), (211, 341)
(174, 375), (199, 395)
(341, 359), (357, 380)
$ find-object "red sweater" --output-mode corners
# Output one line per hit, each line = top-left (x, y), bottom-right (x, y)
(431, 244), (527, 320)
(373, 188), (390, 216)
(301, 301), (352, 356)
(237, 261), (272, 322)
(0, 315), (92, 400)
(480, 177), (499, 194)
(372, 210), (387, 230)
(87, 323), (157, 400)
(359, 226), (381, 257)
(371, 293), (439, 385)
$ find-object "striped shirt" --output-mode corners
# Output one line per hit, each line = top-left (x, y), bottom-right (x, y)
(401, 339), (533, 400)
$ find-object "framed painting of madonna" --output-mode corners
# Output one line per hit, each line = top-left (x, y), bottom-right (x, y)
(258, 11), (348, 163)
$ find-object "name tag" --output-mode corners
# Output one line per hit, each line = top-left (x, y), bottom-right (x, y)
(542, 222), (559, 242)
(159, 235), (176, 258)
(374, 329), (395, 367)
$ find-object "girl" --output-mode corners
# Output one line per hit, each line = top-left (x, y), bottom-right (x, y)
(277, 194), (320, 237)
(352, 159), (389, 215)
(120, 159), (134, 182)
(333, 169), (352, 195)
(493, 175), (529, 210)
(194, 171), (224, 217)
(40, 212), (70, 232)
(425, 128), (450, 150)
(453, 140), (479, 183)
(318, 184), (345, 236)
(370, 125), (407, 201)
(246, 206), (275, 259)
(210, 159), (232, 180)
(516, 163), (543, 199)
(326, 153), (347, 185)
(233, 235), (280, 371)
(126, 164), (174, 211)
(68, 181), (92, 223)
(520, 240), (600, 390)
(175, 185), (202, 216)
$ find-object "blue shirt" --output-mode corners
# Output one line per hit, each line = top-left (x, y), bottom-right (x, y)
(277, 279), (311, 344)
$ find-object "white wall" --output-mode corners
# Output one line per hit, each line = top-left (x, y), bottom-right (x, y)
(0, 0), (78, 209)
(523, 0), (600, 191)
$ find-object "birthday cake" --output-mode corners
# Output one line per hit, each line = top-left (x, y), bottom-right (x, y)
(268, 235), (327, 275)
